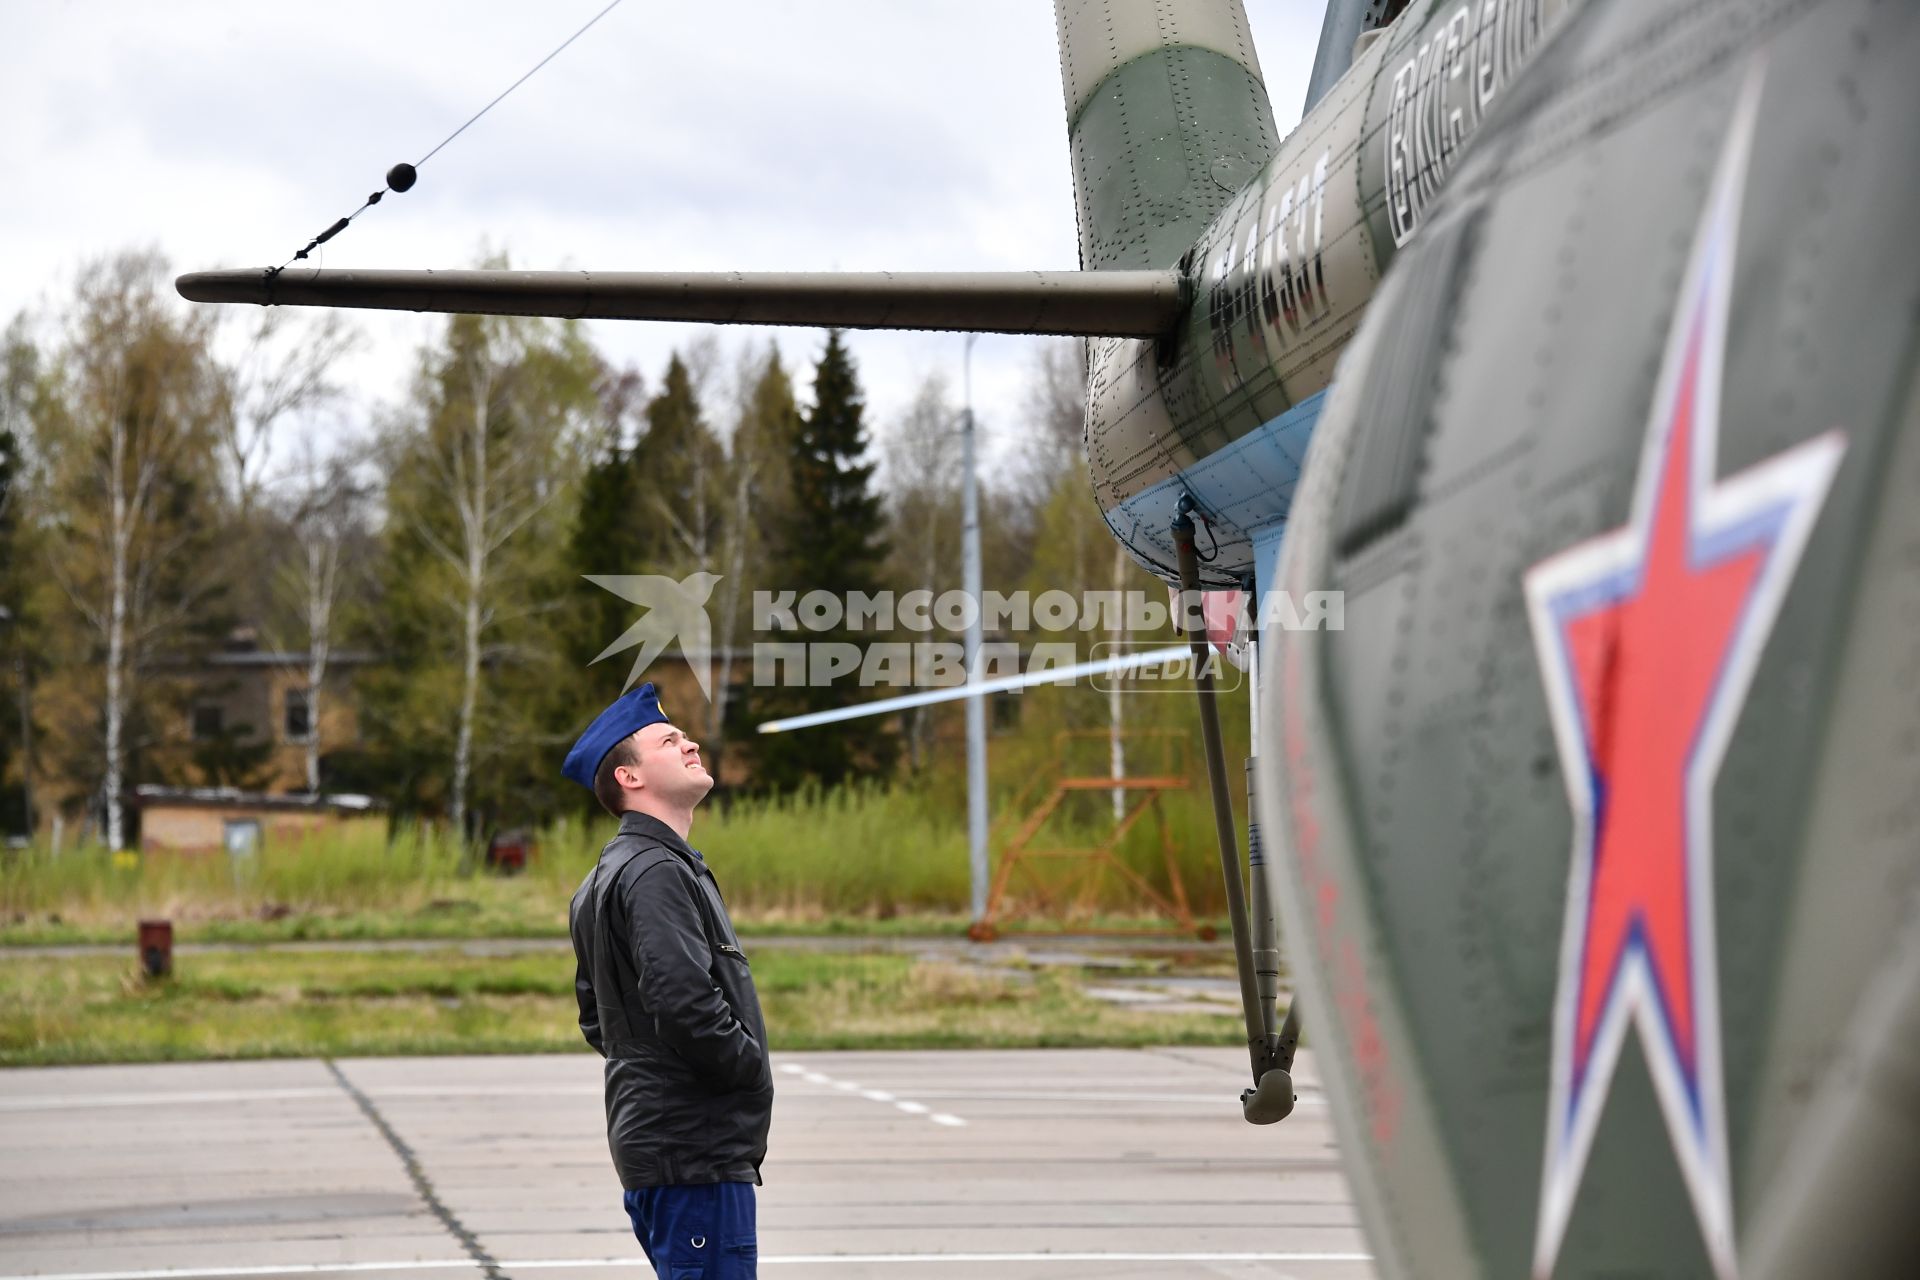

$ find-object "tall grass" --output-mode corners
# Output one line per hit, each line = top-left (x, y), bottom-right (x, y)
(0, 823), (470, 923)
(515, 780), (1235, 919)
(698, 785), (973, 916)
(2, 775), (1240, 939)
(503, 785), (968, 916)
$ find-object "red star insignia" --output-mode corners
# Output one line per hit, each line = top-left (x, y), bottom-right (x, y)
(1524, 67), (1844, 1279)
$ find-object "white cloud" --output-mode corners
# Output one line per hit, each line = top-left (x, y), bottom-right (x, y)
(0, 0), (1326, 483)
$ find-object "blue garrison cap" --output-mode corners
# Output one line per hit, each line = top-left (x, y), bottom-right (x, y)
(562, 682), (670, 790)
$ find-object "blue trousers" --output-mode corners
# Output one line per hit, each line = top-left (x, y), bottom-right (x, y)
(623, 1183), (757, 1279)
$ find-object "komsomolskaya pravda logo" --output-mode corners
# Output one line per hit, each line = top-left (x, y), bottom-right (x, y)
(585, 572), (723, 700)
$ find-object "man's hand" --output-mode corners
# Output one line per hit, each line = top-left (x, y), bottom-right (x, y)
(575, 958), (607, 1057)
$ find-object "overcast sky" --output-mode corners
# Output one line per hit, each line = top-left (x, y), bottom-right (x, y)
(0, 0), (1327, 488)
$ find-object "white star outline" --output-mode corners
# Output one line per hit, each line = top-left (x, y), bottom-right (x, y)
(1522, 63), (1846, 1279)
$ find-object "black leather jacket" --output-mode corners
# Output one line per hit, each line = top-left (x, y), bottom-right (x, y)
(569, 812), (773, 1188)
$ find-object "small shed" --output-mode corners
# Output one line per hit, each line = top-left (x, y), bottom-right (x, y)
(133, 786), (384, 855)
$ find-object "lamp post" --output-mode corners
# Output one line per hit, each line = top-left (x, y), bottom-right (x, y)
(961, 335), (989, 929)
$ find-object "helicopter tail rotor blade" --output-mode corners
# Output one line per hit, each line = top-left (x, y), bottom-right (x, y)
(175, 268), (1187, 338)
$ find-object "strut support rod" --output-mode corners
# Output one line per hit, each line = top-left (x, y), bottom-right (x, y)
(1172, 495), (1293, 1124)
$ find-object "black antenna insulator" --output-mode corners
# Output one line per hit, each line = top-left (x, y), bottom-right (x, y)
(386, 163), (418, 193)
(311, 217), (351, 247)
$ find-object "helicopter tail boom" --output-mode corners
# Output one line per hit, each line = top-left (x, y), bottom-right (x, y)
(1055, 0), (1280, 271)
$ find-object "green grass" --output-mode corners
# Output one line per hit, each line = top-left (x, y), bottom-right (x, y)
(0, 945), (1237, 1066)
(2, 783), (1242, 946)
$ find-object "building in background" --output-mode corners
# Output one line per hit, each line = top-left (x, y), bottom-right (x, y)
(154, 628), (374, 796)
(133, 785), (384, 856)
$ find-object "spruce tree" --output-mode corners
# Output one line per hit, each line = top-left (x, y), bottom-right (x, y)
(778, 333), (887, 594)
(631, 353), (726, 574)
(710, 349), (801, 784)
(564, 372), (644, 679)
(753, 331), (894, 790)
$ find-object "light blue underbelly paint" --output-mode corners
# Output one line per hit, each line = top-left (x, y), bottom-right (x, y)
(1101, 390), (1326, 584)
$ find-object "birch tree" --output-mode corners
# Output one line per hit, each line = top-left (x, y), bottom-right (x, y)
(216, 309), (359, 516)
(29, 252), (227, 847)
(373, 309), (596, 836)
(269, 447), (370, 792)
(1012, 339), (1201, 810)
(1014, 339), (1089, 531)
(882, 370), (961, 771)
(1106, 539), (1129, 820)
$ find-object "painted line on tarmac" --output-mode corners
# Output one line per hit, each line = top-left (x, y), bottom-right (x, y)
(0, 1085), (1322, 1113)
(778, 1061), (966, 1128)
(0, 1253), (1374, 1280)
(901, 1088), (1326, 1107)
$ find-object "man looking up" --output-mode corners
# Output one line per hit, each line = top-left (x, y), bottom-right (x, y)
(564, 682), (772, 1280)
